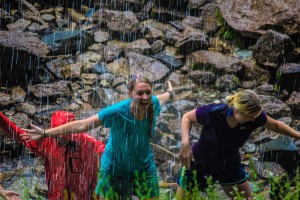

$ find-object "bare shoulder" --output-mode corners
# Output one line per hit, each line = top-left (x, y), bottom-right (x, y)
(184, 109), (198, 123)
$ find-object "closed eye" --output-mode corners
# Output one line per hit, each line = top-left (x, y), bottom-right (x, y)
(136, 90), (152, 96)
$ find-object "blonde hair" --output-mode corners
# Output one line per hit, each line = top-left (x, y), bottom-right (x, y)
(226, 90), (262, 115)
(127, 76), (154, 138)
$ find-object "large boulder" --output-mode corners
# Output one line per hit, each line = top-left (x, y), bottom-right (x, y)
(0, 31), (50, 86)
(128, 52), (170, 83)
(41, 30), (94, 55)
(252, 30), (296, 68)
(276, 63), (300, 93)
(186, 50), (240, 75)
(93, 10), (140, 41)
(259, 94), (291, 118)
(217, 0), (300, 38)
(286, 92), (300, 115)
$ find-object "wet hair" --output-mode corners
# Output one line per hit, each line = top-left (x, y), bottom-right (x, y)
(226, 90), (262, 115)
(127, 76), (154, 138)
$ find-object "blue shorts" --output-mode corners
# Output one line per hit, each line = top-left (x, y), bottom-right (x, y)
(177, 163), (248, 191)
(96, 168), (159, 199)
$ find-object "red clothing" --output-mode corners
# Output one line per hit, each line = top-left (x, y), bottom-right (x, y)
(0, 111), (105, 200)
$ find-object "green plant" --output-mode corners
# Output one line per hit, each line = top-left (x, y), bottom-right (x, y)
(216, 22), (244, 48)
(159, 188), (176, 200)
(205, 176), (219, 200)
(281, 168), (300, 199)
(215, 8), (224, 25)
(224, 30), (233, 40)
(34, 182), (44, 200)
(233, 76), (241, 86)
(21, 178), (30, 200)
(190, 63), (201, 70)
(294, 168), (300, 200)
(269, 174), (297, 199)
(134, 172), (152, 200)
(248, 158), (258, 181)
(253, 192), (267, 200)
(276, 70), (282, 80)
(274, 82), (279, 92)
(232, 186), (246, 200)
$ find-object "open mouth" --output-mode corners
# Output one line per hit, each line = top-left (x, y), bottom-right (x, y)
(140, 101), (148, 106)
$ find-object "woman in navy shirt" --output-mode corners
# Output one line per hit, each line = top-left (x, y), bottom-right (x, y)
(177, 90), (300, 200)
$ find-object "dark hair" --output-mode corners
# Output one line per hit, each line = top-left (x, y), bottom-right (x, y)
(127, 76), (154, 138)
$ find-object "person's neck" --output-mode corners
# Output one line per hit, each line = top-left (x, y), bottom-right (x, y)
(227, 117), (238, 128)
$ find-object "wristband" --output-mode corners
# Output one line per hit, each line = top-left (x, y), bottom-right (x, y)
(168, 90), (175, 100)
(43, 129), (46, 138)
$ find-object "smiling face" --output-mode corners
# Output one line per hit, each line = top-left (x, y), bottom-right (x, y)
(129, 82), (152, 109)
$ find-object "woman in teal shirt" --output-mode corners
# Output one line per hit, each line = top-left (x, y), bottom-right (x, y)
(22, 76), (174, 200)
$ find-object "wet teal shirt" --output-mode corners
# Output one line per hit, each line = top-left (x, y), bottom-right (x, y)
(98, 96), (161, 177)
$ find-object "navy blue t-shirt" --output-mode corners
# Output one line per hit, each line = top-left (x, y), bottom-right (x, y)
(192, 103), (267, 173)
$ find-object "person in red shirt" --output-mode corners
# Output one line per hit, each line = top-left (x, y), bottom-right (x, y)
(0, 110), (105, 200)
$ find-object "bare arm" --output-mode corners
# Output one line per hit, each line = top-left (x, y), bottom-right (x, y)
(264, 115), (300, 139)
(156, 81), (174, 106)
(179, 109), (197, 169)
(0, 185), (19, 200)
(21, 114), (102, 142)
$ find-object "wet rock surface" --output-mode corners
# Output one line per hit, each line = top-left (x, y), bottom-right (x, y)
(218, 0), (300, 37)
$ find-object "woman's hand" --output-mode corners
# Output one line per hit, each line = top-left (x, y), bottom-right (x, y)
(21, 124), (44, 142)
(166, 81), (173, 92)
(0, 186), (20, 200)
(157, 80), (175, 105)
(180, 110), (197, 169)
(179, 141), (194, 169)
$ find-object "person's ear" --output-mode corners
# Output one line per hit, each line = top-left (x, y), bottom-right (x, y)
(231, 107), (238, 116)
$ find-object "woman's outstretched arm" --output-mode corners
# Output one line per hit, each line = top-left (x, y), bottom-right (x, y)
(156, 81), (174, 106)
(264, 115), (300, 139)
(21, 114), (102, 142)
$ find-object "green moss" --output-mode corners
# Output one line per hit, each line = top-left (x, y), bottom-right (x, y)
(216, 20), (244, 48)
(276, 70), (282, 80)
(224, 30), (233, 40)
(233, 76), (241, 86)
(215, 8), (224, 25)
(190, 63), (203, 70)
(274, 69), (283, 93)
(216, 26), (234, 41)
(217, 26), (225, 36)
(274, 83), (279, 92)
